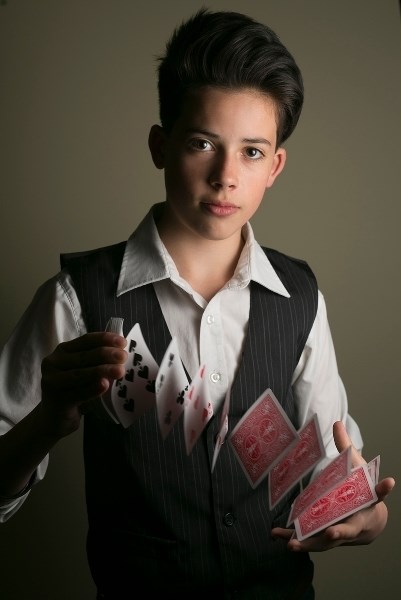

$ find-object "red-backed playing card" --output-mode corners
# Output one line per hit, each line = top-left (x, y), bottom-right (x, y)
(269, 414), (325, 509)
(287, 445), (352, 525)
(294, 463), (377, 540)
(367, 455), (381, 486)
(229, 389), (299, 489)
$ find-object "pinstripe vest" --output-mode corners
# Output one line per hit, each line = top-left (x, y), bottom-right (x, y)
(61, 241), (318, 600)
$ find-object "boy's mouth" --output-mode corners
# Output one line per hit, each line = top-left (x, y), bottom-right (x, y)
(201, 201), (239, 216)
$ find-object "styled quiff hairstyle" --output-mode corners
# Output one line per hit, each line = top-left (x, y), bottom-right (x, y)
(157, 8), (304, 147)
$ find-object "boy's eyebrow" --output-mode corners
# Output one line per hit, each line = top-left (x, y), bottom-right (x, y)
(243, 137), (272, 146)
(186, 128), (272, 146)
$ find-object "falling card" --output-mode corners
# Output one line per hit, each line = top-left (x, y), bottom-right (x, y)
(229, 389), (299, 489)
(155, 337), (189, 440)
(211, 385), (231, 472)
(183, 364), (213, 455)
(269, 414), (325, 509)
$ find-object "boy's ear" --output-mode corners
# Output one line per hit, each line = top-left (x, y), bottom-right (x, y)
(266, 147), (287, 189)
(148, 124), (167, 169)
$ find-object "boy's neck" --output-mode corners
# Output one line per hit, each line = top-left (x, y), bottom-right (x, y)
(157, 220), (245, 302)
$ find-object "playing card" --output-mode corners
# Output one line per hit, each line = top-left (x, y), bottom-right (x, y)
(155, 337), (189, 440)
(111, 322), (159, 428)
(367, 455), (381, 486)
(105, 317), (124, 335)
(183, 364), (213, 455)
(98, 317), (124, 423)
(211, 385), (231, 472)
(229, 388), (299, 489)
(269, 414), (325, 509)
(294, 463), (378, 540)
(287, 445), (352, 526)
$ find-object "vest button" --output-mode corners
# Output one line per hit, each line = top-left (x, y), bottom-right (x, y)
(223, 512), (235, 527)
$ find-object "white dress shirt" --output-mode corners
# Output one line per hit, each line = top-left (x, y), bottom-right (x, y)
(0, 203), (363, 521)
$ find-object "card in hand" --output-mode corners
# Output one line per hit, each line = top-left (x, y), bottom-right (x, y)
(100, 317), (125, 423)
(229, 388), (299, 489)
(111, 322), (159, 428)
(183, 364), (213, 455)
(287, 445), (352, 526)
(367, 455), (381, 486)
(269, 414), (325, 509)
(155, 337), (189, 440)
(294, 463), (378, 540)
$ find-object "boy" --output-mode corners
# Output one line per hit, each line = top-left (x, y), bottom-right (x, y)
(0, 8), (394, 599)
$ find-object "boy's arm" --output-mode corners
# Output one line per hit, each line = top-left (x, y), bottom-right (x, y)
(275, 291), (395, 549)
(0, 273), (127, 513)
(0, 332), (127, 499)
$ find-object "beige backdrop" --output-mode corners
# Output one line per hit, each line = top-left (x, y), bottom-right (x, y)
(0, 0), (400, 597)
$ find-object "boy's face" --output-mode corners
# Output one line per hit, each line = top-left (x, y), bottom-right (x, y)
(149, 86), (286, 245)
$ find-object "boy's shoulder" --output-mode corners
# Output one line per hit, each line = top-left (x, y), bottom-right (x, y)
(261, 245), (318, 289)
(262, 245), (311, 268)
(60, 240), (127, 270)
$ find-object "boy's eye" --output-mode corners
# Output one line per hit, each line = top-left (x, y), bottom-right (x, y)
(244, 147), (264, 160)
(188, 138), (213, 151)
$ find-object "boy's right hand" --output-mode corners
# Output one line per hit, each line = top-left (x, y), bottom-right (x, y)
(40, 332), (127, 438)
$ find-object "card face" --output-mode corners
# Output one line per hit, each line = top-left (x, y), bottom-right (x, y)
(294, 464), (378, 540)
(111, 323), (159, 428)
(229, 389), (299, 489)
(287, 445), (352, 526)
(211, 385), (231, 472)
(183, 365), (213, 455)
(155, 337), (189, 440)
(269, 414), (325, 509)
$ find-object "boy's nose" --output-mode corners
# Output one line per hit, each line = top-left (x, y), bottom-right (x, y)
(208, 153), (239, 190)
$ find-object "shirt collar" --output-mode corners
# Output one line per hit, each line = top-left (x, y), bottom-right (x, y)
(116, 204), (170, 296)
(232, 222), (290, 297)
(117, 203), (290, 298)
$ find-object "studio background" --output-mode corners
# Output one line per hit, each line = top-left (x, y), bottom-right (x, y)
(0, 1), (400, 597)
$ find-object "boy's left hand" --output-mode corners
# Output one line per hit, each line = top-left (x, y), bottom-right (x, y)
(271, 421), (395, 552)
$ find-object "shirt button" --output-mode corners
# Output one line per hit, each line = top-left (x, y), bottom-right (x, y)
(206, 314), (215, 324)
(223, 512), (235, 527)
(210, 371), (221, 383)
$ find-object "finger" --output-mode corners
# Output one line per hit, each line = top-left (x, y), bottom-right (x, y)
(271, 527), (294, 541)
(333, 421), (365, 467)
(287, 515), (364, 553)
(55, 333), (127, 363)
(42, 363), (125, 401)
(375, 477), (396, 501)
(44, 339), (127, 372)
(287, 532), (342, 553)
(60, 332), (127, 352)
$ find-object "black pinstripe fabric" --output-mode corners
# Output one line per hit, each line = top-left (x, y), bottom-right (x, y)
(61, 242), (318, 599)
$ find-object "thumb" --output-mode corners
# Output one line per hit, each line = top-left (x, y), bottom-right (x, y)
(333, 420), (365, 467)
